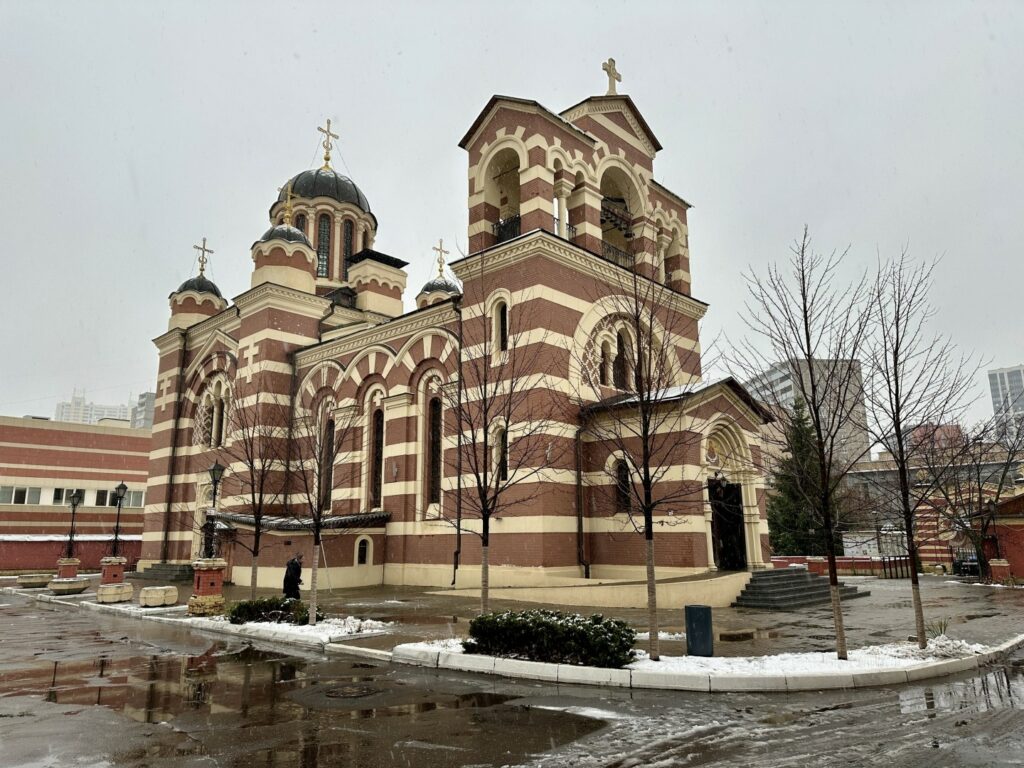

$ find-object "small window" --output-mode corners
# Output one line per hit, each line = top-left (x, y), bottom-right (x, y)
(321, 418), (335, 512)
(0, 486), (11, 504)
(613, 332), (628, 389)
(600, 342), (610, 386)
(497, 303), (508, 352)
(317, 214), (331, 278)
(615, 460), (631, 514)
(295, 213), (307, 233)
(95, 490), (108, 506)
(495, 427), (508, 482)
(53, 488), (65, 504)
(343, 220), (354, 280)
(357, 538), (369, 565)
(427, 397), (442, 505)
(126, 490), (145, 507)
(371, 408), (384, 508)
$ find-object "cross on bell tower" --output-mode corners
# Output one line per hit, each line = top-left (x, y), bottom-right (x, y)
(602, 58), (622, 96)
(193, 237), (214, 277)
(318, 119), (339, 169)
(432, 238), (450, 279)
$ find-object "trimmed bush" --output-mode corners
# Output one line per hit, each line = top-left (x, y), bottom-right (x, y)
(463, 609), (636, 668)
(226, 596), (324, 625)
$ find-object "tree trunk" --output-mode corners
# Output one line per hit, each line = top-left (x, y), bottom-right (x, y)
(308, 546), (319, 626)
(829, 584), (848, 660)
(249, 553), (259, 601)
(910, 580), (927, 648)
(645, 537), (660, 661)
(480, 544), (490, 614)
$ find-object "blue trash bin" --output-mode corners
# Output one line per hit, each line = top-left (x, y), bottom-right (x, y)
(685, 604), (713, 657)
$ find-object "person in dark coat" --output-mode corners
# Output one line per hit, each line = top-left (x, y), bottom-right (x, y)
(283, 553), (303, 600)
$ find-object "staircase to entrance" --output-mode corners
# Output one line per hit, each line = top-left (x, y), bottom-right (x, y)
(732, 567), (869, 610)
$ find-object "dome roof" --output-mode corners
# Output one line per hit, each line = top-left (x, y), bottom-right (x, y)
(176, 275), (222, 298)
(419, 275), (462, 296)
(257, 223), (312, 248)
(278, 167), (371, 213)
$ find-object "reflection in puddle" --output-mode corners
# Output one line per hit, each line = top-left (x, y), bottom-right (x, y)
(899, 666), (1024, 716)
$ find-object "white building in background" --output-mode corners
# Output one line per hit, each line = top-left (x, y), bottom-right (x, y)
(745, 358), (871, 462)
(54, 390), (155, 426)
(989, 365), (1024, 439)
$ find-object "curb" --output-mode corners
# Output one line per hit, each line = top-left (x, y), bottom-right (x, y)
(391, 633), (1024, 692)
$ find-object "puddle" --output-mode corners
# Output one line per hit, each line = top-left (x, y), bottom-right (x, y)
(717, 628), (783, 642)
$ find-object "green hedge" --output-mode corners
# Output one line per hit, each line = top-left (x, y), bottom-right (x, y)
(463, 610), (636, 668)
(226, 596), (324, 625)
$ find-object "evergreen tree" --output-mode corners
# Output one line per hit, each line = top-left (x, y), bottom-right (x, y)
(767, 399), (842, 555)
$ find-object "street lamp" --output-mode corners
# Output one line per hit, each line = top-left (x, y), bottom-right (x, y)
(65, 490), (83, 559)
(202, 462), (226, 559)
(111, 481), (128, 558)
(987, 499), (1001, 559)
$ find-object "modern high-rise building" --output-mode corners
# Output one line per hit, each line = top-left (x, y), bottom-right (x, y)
(55, 392), (130, 425)
(989, 365), (1024, 437)
(130, 392), (156, 429)
(745, 358), (871, 462)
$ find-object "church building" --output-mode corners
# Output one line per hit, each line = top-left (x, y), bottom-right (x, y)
(138, 64), (771, 595)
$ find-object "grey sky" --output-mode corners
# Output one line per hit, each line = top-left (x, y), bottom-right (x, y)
(0, 1), (1020, 421)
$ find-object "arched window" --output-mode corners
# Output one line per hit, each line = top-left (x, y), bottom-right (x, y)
(320, 418), (335, 511)
(357, 537), (370, 565)
(494, 426), (508, 482)
(427, 396), (442, 505)
(600, 341), (610, 386)
(495, 302), (508, 352)
(295, 213), (307, 235)
(370, 408), (384, 508)
(613, 332), (628, 389)
(316, 214), (331, 278)
(343, 220), (354, 280)
(614, 459), (631, 514)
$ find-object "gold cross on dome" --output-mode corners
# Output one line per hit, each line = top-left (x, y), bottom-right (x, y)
(432, 238), (450, 278)
(318, 118), (339, 169)
(277, 181), (295, 224)
(602, 58), (622, 96)
(193, 237), (214, 276)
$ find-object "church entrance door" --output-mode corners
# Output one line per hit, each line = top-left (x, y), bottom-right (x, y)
(709, 482), (747, 571)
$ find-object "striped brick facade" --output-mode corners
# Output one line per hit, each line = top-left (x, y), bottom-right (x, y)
(0, 416), (150, 570)
(138, 89), (770, 592)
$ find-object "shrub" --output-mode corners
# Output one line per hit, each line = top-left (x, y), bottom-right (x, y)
(226, 596), (324, 625)
(463, 609), (636, 668)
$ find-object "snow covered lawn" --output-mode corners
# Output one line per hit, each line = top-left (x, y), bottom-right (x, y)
(187, 615), (392, 647)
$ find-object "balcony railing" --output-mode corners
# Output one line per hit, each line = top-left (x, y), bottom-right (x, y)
(601, 241), (633, 269)
(492, 214), (521, 244)
(551, 217), (578, 240)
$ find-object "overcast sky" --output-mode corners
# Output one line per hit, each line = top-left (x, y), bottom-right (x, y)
(0, 1), (1020, 422)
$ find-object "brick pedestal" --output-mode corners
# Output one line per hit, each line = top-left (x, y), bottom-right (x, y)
(989, 558), (1012, 583)
(100, 556), (127, 585)
(56, 558), (80, 579)
(806, 556), (827, 576)
(188, 558), (228, 616)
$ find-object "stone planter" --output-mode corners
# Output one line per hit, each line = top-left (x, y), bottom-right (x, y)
(96, 582), (134, 604)
(56, 558), (80, 579)
(100, 556), (127, 585)
(48, 577), (90, 596)
(188, 558), (227, 616)
(16, 574), (53, 589)
(989, 559), (1012, 583)
(139, 585), (179, 607)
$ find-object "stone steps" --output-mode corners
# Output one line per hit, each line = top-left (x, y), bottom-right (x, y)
(732, 568), (870, 610)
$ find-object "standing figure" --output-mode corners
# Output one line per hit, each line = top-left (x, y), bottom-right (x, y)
(283, 552), (303, 600)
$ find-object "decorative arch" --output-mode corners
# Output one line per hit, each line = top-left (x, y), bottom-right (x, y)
(354, 535), (372, 566)
(297, 361), (346, 415)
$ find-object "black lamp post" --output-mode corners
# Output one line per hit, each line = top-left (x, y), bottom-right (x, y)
(65, 490), (83, 559)
(203, 462), (226, 559)
(987, 499), (1001, 559)
(111, 481), (128, 558)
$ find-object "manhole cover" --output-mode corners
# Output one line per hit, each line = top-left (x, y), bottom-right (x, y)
(325, 684), (379, 699)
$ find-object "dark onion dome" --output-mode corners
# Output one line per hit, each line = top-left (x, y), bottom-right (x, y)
(419, 274), (462, 296)
(277, 167), (371, 213)
(256, 223), (312, 248)
(175, 275), (222, 298)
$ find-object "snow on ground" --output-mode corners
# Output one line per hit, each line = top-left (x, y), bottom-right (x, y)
(944, 580), (1024, 590)
(186, 615), (392, 644)
(635, 631), (686, 641)
(628, 635), (988, 675)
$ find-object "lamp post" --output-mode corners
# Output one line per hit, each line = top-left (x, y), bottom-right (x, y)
(111, 481), (128, 558)
(987, 499), (1001, 560)
(203, 462), (226, 559)
(65, 490), (83, 560)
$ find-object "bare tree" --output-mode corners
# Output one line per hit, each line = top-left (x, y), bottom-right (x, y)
(738, 227), (874, 660)
(922, 418), (1024, 579)
(573, 255), (719, 662)
(439, 285), (564, 614)
(864, 253), (978, 648)
(290, 405), (356, 625)
(218, 378), (290, 599)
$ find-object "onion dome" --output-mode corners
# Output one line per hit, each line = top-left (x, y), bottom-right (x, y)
(256, 223), (311, 248)
(276, 167), (371, 213)
(175, 275), (222, 298)
(419, 274), (461, 296)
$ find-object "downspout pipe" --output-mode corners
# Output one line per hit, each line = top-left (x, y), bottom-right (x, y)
(575, 415), (591, 579)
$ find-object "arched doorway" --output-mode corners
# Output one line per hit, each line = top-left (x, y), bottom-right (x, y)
(703, 431), (751, 571)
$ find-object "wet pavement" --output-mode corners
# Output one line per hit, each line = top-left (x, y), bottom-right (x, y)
(2, 577), (1024, 767)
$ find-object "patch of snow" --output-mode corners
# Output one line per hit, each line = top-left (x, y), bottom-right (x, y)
(635, 631), (686, 641)
(629, 635), (987, 675)
(531, 705), (628, 720)
(238, 616), (391, 642)
(400, 638), (465, 653)
(945, 580), (1024, 590)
